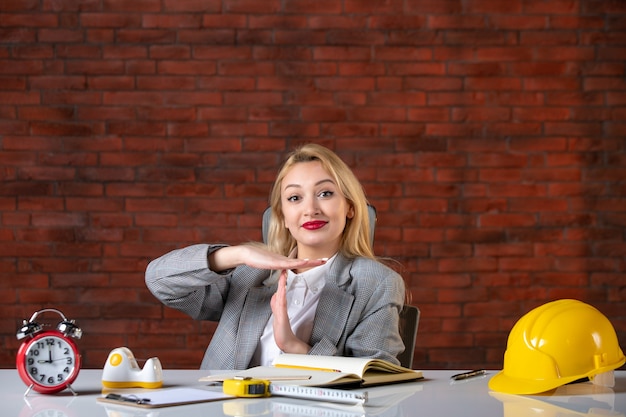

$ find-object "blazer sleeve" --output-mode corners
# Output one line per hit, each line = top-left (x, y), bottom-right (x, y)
(145, 243), (232, 321)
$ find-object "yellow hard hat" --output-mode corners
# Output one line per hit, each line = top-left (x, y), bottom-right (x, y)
(489, 299), (625, 395)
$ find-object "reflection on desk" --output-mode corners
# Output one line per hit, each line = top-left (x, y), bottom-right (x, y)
(3, 369), (624, 417)
(492, 381), (625, 417)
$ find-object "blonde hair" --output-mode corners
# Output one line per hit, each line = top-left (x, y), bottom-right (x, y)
(266, 144), (374, 259)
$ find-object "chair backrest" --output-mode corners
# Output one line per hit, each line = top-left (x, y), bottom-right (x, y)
(262, 204), (377, 245)
(397, 305), (420, 369)
(260, 204), (419, 368)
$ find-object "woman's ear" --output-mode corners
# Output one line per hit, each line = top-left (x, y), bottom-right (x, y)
(347, 205), (355, 219)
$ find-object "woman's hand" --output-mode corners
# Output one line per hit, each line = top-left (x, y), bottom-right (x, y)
(270, 270), (310, 354)
(209, 244), (326, 273)
(244, 245), (326, 270)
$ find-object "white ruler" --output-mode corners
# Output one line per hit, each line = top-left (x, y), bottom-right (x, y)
(269, 384), (368, 405)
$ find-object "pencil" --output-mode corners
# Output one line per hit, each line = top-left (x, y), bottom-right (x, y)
(274, 364), (342, 373)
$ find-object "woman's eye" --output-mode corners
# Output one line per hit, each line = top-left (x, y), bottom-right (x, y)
(287, 195), (300, 202)
(318, 190), (334, 198)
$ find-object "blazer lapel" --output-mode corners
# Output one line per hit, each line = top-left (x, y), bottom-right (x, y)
(310, 255), (354, 346)
(234, 285), (275, 369)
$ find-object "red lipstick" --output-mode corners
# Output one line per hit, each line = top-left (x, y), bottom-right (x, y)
(302, 220), (327, 230)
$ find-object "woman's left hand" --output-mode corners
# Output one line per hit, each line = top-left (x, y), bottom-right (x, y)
(271, 270), (310, 354)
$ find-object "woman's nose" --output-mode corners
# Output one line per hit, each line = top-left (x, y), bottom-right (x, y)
(303, 198), (320, 216)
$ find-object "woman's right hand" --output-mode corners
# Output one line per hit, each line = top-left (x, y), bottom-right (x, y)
(208, 244), (326, 273)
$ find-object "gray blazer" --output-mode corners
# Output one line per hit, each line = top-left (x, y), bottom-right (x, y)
(145, 244), (405, 370)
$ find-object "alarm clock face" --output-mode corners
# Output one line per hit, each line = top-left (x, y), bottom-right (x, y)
(17, 332), (81, 394)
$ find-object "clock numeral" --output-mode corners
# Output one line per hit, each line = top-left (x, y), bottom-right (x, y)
(29, 349), (40, 356)
(63, 366), (70, 373)
(66, 357), (73, 365)
(29, 367), (38, 375)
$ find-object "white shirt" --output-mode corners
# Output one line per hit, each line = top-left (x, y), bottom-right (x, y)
(251, 254), (336, 366)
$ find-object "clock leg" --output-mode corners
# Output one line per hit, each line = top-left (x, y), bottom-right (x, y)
(67, 383), (78, 396)
(23, 384), (34, 397)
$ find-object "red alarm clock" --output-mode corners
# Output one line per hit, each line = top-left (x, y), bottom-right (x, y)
(16, 308), (83, 395)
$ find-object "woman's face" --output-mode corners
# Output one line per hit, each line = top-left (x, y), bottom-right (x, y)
(280, 161), (353, 259)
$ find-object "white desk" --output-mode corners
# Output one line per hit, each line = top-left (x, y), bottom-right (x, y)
(3, 369), (625, 417)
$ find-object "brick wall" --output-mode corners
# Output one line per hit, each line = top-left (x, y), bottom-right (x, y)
(1, 0), (625, 370)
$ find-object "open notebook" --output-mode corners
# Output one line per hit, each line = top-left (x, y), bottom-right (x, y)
(200, 354), (423, 388)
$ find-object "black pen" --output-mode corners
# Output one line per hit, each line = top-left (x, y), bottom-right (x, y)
(450, 369), (486, 381)
(105, 393), (152, 405)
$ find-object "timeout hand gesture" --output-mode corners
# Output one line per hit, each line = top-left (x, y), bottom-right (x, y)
(209, 244), (327, 273)
(241, 245), (327, 271)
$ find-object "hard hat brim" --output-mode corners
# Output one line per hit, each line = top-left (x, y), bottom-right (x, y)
(488, 370), (584, 395)
(488, 354), (626, 395)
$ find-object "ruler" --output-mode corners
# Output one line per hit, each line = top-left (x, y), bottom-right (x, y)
(269, 384), (368, 405)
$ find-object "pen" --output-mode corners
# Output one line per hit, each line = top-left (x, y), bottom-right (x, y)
(450, 369), (486, 381)
(274, 364), (342, 373)
(105, 393), (152, 405)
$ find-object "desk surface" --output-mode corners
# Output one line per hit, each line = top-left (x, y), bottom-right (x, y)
(3, 369), (625, 417)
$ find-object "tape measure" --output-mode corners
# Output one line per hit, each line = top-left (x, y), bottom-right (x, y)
(223, 377), (270, 397)
(223, 377), (368, 404)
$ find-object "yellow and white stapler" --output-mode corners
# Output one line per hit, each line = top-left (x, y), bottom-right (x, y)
(101, 347), (163, 389)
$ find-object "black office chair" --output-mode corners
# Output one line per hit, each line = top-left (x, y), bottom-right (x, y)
(261, 205), (419, 369)
(397, 304), (419, 368)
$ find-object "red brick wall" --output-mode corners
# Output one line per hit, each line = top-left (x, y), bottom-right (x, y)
(1, 0), (625, 370)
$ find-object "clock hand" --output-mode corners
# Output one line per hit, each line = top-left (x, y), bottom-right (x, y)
(37, 348), (54, 364)
(37, 357), (68, 363)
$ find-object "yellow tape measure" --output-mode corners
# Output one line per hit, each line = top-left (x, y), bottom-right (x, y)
(223, 377), (368, 404)
(223, 377), (270, 397)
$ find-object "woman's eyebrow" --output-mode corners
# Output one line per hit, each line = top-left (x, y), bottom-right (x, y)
(284, 179), (335, 190)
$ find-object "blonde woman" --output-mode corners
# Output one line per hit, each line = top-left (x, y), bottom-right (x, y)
(145, 144), (406, 370)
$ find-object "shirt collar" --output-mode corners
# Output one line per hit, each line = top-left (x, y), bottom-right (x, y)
(286, 253), (337, 290)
